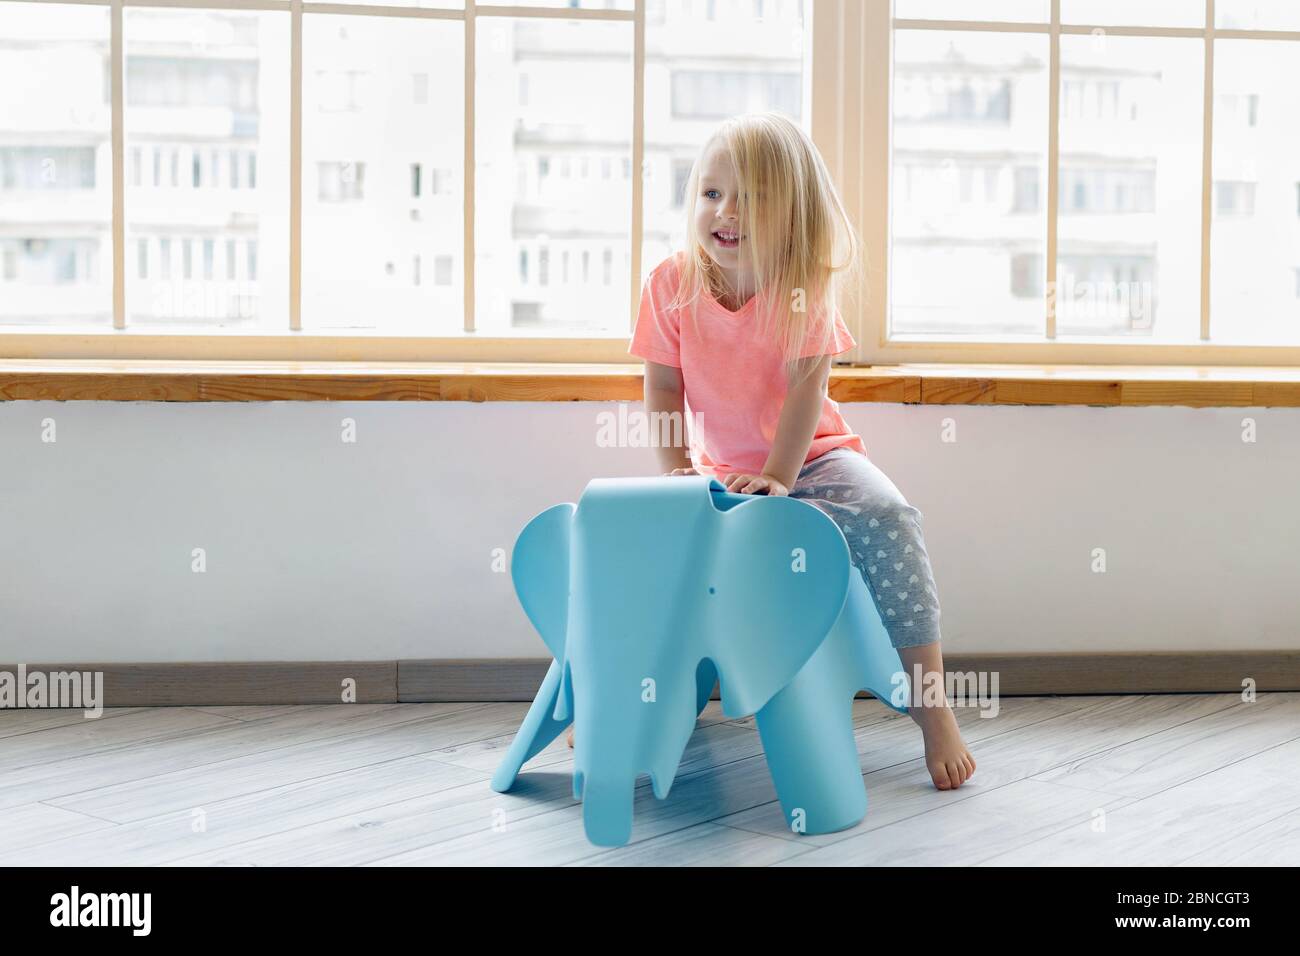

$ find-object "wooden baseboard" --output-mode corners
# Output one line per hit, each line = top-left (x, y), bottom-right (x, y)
(397, 658), (551, 702)
(0, 661), (396, 707)
(0, 653), (1297, 708)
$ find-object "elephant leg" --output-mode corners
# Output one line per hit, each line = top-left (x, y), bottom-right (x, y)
(754, 645), (867, 836)
(490, 658), (570, 793)
(841, 570), (911, 716)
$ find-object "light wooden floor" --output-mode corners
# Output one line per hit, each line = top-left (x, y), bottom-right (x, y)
(2, 693), (1298, 866)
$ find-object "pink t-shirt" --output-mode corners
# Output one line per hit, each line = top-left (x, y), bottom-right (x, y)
(628, 250), (868, 479)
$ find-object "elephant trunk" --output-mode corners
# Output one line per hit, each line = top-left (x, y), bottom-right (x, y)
(575, 770), (637, 847)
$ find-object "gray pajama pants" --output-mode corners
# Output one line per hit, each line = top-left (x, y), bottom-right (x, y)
(787, 446), (942, 649)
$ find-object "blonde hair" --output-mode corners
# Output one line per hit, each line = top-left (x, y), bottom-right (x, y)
(667, 112), (861, 388)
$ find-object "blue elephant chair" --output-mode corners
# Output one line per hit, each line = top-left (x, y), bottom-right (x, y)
(490, 475), (911, 847)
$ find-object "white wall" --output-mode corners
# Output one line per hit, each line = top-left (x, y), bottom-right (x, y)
(2, 398), (1298, 663)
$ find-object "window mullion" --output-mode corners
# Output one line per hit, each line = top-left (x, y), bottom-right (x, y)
(290, 0), (302, 331)
(1201, 0), (1215, 341)
(1046, 0), (1060, 339)
(629, 0), (644, 333)
(112, 0), (125, 329)
(464, 0), (476, 333)
(860, 0), (889, 362)
(813, 0), (878, 363)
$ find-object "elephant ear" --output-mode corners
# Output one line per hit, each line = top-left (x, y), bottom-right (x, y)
(703, 493), (850, 719)
(511, 502), (576, 660)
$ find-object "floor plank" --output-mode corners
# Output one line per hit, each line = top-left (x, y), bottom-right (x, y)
(1178, 807), (1300, 866)
(0, 707), (237, 772)
(1, 693), (1293, 866)
(1031, 693), (1300, 798)
(4, 756), (485, 867)
(44, 704), (507, 824)
(571, 822), (817, 867)
(0, 708), (143, 740)
(0, 801), (118, 855)
(0, 703), (478, 813)
(775, 779), (1136, 866)
(188, 704), (321, 722)
(979, 735), (1300, 866)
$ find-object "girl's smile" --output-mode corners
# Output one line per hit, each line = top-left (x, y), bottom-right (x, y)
(711, 229), (744, 250)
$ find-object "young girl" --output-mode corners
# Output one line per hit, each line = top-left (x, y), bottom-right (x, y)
(621, 111), (976, 791)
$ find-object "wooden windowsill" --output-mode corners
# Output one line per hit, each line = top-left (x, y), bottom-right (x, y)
(2, 359), (1300, 405)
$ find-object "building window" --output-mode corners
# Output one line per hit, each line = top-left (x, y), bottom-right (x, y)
(672, 159), (693, 208)
(895, 73), (1011, 124)
(671, 70), (802, 120)
(1010, 253), (1041, 299)
(318, 161), (364, 201)
(1215, 181), (1256, 217)
(1012, 166), (1039, 213)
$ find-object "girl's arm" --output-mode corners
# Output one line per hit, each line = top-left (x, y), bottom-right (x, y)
(760, 354), (833, 489)
(644, 360), (694, 473)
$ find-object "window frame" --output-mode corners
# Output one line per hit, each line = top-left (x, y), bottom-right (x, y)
(3, 0), (1300, 366)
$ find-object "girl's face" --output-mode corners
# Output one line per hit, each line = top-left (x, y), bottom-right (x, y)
(694, 142), (754, 291)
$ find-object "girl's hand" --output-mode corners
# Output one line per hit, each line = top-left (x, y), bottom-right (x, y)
(723, 473), (790, 496)
(664, 467), (698, 476)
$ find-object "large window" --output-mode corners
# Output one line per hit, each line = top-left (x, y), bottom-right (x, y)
(0, 2), (112, 329)
(124, 5), (290, 330)
(2, 0), (1300, 365)
(889, 0), (1300, 360)
(0, 0), (808, 359)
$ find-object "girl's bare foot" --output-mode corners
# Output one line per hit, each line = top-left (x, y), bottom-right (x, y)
(566, 725), (574, 748)
(908, 701), (976, 790)
(897, 642), (976, 790)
